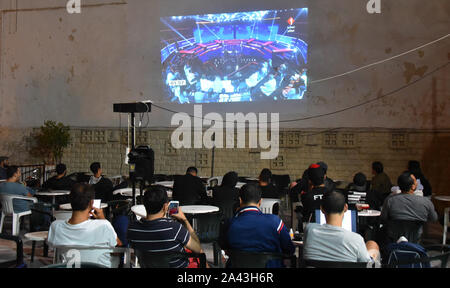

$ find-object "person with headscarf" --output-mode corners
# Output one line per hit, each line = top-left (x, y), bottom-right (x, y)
(407, 160), (432, 197)
(211, 171), (240, 219)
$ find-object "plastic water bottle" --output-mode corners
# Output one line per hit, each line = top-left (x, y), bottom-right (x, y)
(289, 228), (294, 240)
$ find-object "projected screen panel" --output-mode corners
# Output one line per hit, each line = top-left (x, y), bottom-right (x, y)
(160, 8), (308, 104)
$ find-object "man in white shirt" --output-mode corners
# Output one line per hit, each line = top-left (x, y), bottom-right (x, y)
(303, 191), (380, 263)
(48, 184), (122, 268)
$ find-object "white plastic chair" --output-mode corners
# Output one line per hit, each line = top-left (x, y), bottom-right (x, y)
(260, 198), (281, 214)
(207, 176), (223, 188)
(0, 194), (38, 236)
(443, 207), (450, 245)
(51, 245), (131, 268)
(53, 211), (73, 221)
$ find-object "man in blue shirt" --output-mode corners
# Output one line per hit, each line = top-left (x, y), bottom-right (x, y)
(221, 183), (295, 267)
(0, 166), (36, 213)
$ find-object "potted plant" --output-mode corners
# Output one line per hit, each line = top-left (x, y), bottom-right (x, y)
(30, 121), (71, 164)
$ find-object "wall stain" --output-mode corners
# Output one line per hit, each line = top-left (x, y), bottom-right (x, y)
(385, 47), (392, 54)
(69, 34), (75, 42)
(10, 64), (19, 79)
(418, 50), (425, 58)
(403, 62), (428, 83)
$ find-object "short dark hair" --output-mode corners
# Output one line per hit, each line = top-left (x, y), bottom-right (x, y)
(143, 185), (169, 215)
(353, 172), (367, 187)
(321, 191), (346, 214)
(186, 167), (197, 175)
(407, 160), (422, 178)
(317, 161), (328, 174)
(90, 162), (101, 174)
(221, 171), (238, 188)
(308, 165), (325, 186)
(56, 164), (67, 175)
(372, 162), (384, 174)
(6, 166), (19, 179)
(239, 183), (262, 205)
(70, 183), (95, 211)
(259, 168), (272, 183)
(398, 172), (414, 193)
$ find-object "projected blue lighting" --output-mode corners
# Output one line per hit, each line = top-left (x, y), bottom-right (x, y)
(160, 8), (308, 104)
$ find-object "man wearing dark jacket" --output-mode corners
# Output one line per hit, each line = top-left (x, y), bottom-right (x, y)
(172, 167), (208, 205)
(42, 164), (76, 191)
(89, 162), (114, 203)
(317, 161), (336, 193)
(370, 161), (392, 209)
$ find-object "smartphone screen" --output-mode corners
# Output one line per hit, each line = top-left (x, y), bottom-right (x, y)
(93, 199), (101, 209)
(168, 201), (179, 216)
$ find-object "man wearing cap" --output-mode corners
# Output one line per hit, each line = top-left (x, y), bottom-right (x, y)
(317, 161), (336, 193)
(0, 156), (9, 180)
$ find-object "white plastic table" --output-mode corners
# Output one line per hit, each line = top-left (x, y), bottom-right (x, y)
(358, 210), (381, 217)
(35, 190), (71, 213)
(433, 196), (450, 202)
(154, 181), (174, 189)
(59, 203), (108, 210)
(24, 231), (49, 262)
(130, 205), (219, 231)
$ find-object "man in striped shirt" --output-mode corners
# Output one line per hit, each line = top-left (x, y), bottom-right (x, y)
(221, 183), (295, 267)
(127, 185), (202, 268)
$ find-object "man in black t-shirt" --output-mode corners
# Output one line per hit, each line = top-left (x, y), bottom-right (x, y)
(301, 164), (327, 223)
(172, 167), (208, 206)
(258, 168), (279, 199)
(89, 162), (114, 203)
(42, 163), (76, 191)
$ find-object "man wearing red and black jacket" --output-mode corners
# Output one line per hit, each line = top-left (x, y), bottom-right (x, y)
(220, 183), (295, 268)
(301, 164), (328, 223)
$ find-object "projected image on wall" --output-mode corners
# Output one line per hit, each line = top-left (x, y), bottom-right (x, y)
(160, 8), (308, 104)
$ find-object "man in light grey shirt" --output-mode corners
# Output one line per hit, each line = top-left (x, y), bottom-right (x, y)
(381, 172), (437, 223)
(303, 191), (380, 263)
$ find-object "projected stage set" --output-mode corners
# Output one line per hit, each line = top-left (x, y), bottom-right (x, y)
(160, 8), (308, 104)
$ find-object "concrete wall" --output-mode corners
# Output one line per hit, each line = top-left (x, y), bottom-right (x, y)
(0, 1), (449, 208)
(0, 0), (448, 128)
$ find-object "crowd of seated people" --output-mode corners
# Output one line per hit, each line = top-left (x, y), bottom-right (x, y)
(0, 158), (441, 268)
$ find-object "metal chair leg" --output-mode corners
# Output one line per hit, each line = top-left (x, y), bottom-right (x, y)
(31, 241), (36, 263)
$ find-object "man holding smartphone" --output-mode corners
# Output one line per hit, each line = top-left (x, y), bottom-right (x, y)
(128, 185), (203, 268)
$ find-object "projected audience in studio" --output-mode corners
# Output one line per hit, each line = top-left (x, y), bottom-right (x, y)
(89, 162), (114, 203)
(160, 9), (308, 104)
(172, 166), (208, 206)
(220, 183), (295, 268)
(303, 191), (380, 264)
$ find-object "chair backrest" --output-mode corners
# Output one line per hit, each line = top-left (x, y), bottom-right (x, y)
(135, 249), (207, 268)
(52, 245), (129, 268)
(0, 194), (16, 215)
(386, 220), (425, 244)
(207, 176), (223, 188)
(42, 262), (108, 268)
(53, 211), (72, 221)
(272, 174), (291, 195)
(228, 250), (296, 268)
(260, 198), (281, 214)
(194, 211), (222, 243)
(0, 233), (24, 268)
(303, 259), (370, 268)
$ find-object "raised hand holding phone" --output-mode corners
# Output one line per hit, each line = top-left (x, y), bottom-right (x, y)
(167, 201), (179, 217)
